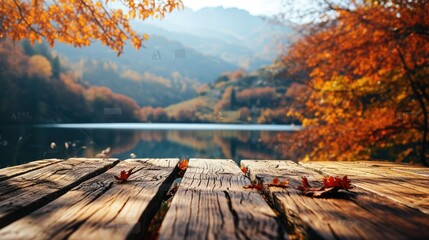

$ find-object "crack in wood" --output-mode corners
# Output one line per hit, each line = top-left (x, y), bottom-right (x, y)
(223, 190), (243, 240)
(133, 160), (180, 239)
(183, 189), (194, 240)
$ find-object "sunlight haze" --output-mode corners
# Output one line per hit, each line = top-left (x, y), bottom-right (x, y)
(182, 0), (286, 16)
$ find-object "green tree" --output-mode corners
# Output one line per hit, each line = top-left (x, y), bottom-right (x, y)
(230, 88), (237, 108)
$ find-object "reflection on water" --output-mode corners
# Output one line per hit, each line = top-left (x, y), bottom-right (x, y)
(0, 124), (296, 168)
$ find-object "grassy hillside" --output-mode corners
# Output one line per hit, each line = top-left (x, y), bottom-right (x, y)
(165, 66), (301, 124)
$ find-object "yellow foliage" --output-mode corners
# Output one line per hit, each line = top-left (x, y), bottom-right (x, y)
(0, 0), (183, 55)
(28, 55), (52, 79)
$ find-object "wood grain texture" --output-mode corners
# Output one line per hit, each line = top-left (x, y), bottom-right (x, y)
(301, 161), (429, 214)
(242, 160), (429, 240)
(0, 158), (179, 240)
(158, 158), (288, 240)
(0, 159), (62, 181)
(0, 158), (117, 228)
(349, 161), (429, 177)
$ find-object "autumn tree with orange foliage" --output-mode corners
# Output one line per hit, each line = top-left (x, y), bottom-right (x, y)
(279, 0), (429, 165)
(0, 0), (183, 55)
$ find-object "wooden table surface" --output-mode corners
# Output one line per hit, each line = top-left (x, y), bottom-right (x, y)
(0, 158), (427, 240)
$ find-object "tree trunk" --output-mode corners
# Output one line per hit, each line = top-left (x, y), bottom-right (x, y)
(421, 107), (428, 166)
(396, 47), (428, 166)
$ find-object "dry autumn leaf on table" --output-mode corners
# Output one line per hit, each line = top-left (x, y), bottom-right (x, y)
(298, 176), (353, 197)
(114, 167), (136, 182)
(241, 166), (248, 174)
(266, 177), (289, 188)
(323, 176), (353, 189)
(178, 159), (189, 171)
(244, 177), (288, 190)
(243, 182), (264, 191)
(177, 159), (189, 178)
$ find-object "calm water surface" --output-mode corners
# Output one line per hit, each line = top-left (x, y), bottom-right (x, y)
(0, 123), (299, 168)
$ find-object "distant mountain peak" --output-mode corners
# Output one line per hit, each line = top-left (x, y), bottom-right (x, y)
(197, 6), (251, 14)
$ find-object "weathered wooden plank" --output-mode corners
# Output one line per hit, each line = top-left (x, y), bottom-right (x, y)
(357, 160), (424, 168)
(391, 167), (429, 177)
(341, 161), (429, 176)
(301, 161), (429, 214)
(303, 161), (428, 189)
(318, 161), (429, 177)
(346, 161), (429, 177)
(242, 160), (429, 240)
(0, 158), (179, 240)
(0, 158), (117, 228)
(158, 158), (287, 240)
(0, 159), (62, 181)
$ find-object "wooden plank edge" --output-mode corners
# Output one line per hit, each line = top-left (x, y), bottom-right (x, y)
(130, 158), (180, 239)
(0, 158), (119, 229)
(0, 159), (63, 182)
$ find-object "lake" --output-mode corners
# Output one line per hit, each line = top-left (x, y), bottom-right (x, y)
(0, 123), (300, 168)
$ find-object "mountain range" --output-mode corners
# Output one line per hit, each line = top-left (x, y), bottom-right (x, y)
(52, 7), (294, 107)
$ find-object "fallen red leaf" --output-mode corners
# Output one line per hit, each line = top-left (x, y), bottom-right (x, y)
(298, 176), (311, 191)
(272, 177), (279, 185)
(243, 183), (264, 191)
(266, 177), (289, 188)
(297, 176), (353, 197)
(114, 167), (135, 182)
(178, 159), (189, 171)
(241, 166), (248, 174)
(323, 176), (353, 190)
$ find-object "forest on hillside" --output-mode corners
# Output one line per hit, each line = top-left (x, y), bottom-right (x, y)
(0, 39), (299, 124)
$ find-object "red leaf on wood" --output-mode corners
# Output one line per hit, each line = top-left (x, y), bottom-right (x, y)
(298, 176), (353, 197)
(114, 167), (135, 182)
(297, 176), (311, 191)
(266, 178), (289, 188)
(178, 159), (189, 171)
(323, 176), (353, 190)
(243, 183), (264, 191)
(272, 177), (280, 185)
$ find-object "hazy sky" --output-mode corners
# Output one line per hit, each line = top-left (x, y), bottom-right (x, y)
(181, 0), (287, 16)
